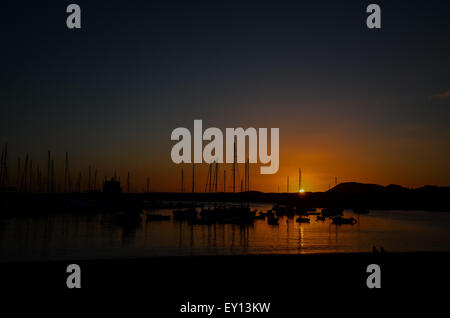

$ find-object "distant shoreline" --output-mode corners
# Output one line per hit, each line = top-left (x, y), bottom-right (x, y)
(2, 181), (450, 215)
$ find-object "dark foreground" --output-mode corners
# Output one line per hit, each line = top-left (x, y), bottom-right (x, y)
(2, 252), (449, 315)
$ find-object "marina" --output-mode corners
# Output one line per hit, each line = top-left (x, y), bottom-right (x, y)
(1, 203), (450, 262)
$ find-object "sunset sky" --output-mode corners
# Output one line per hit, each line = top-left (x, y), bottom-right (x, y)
(1, 0), (449, 192)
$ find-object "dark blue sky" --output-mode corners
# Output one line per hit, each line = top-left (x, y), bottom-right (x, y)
(1, 0), (449, 191)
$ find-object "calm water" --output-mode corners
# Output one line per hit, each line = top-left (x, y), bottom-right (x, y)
(1, 203), (450, 262)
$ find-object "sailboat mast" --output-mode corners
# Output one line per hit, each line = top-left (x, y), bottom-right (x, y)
(287, 176), (289, 193)
(215, 162), (218, 193)
(127, 171), (130, 193)
(299, 168), (301, 191)
(29, 160), (33, 192)
(224, 170), (226, 192)
(192, 163), (194, 193)
(47, 151), (51, 192)
(64, 152), (69, 192)
(94, 168), (97, 191)
(181, 168), (184, 192)
(233, 143), (236, 193)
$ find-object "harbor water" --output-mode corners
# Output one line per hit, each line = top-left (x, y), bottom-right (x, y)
(1, 203), (450, 262)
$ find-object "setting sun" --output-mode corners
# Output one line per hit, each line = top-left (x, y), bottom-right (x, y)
(299, 189), (305, 193)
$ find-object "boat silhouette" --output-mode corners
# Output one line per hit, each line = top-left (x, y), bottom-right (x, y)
(296, 217), (310, 223)
(331, 216), (357, 225)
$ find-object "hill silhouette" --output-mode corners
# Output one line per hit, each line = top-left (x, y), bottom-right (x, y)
(1, 182), (450, 216)
(328, 182), (449, 195)
(327, 182), (385, 194)
(327, 182), (410, 194)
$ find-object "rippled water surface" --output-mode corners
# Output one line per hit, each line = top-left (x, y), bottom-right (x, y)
(1, 203), (450, 262)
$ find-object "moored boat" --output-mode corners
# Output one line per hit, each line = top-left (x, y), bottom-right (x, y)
(332, 216), (357, 225)
(321, 208), (344, 217)
(296, 217), (310, 223)
(173, 208), (197, 220)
